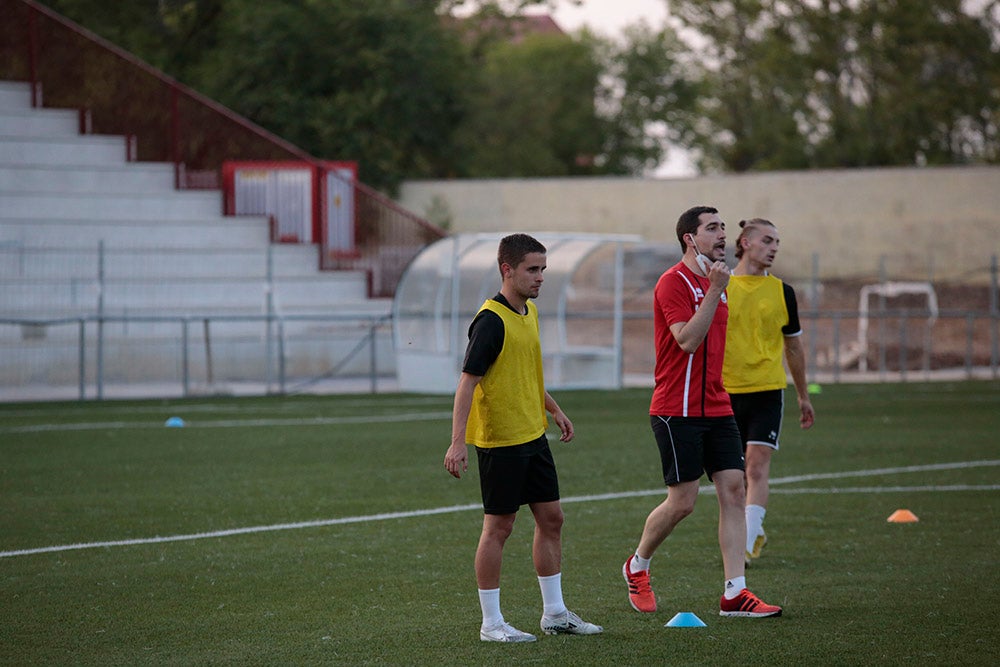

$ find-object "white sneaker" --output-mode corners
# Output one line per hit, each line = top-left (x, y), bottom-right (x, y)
(540, 609), (603, 635)
(480, 621), (537, 643)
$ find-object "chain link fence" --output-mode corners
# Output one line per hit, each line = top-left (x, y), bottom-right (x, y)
(0, 243), (396, 401)
(1, 244), (997, 402)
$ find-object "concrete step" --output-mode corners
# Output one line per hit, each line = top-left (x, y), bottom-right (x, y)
(0, 274), (370, 311)
(0, 297), (391, 326)
(0, 216), (273, 247)
(0, 163), (178, 193)
(0, 107), (79, 137)
(0, 134), (129, 166)
(0, 190), (223, 220)
(0, 81), (32, 109)
(0, 243), (326, 280)
(0, 309), (388, 348)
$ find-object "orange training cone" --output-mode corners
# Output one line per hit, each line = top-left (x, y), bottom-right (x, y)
(887, 509), (919, 523)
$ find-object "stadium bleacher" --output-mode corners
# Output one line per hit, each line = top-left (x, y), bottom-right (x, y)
(0, 80), (394, 399)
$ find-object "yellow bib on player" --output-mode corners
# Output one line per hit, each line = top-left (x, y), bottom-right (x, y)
(723, 274), (790, 393)
(466, 299), (548, 448)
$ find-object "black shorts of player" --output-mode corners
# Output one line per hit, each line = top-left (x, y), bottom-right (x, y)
(476, 435), (559, 515)
(650, 415), (744, 484)
(729, 389), (784, 451)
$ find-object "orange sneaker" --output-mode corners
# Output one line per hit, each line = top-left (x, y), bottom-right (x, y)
(719, 589), (782, 617)
(622, 555), (656, 613)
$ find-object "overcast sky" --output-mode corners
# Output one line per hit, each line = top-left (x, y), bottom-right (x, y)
(536, 0), (669, 38)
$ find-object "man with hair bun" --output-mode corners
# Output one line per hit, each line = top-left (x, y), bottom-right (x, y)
(723, 218), (816, 568)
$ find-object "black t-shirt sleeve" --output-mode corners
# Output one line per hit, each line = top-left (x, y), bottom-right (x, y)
(463, 310), (504, 376)
(782, 282), (802, 336)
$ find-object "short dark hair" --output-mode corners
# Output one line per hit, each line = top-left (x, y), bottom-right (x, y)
(498, 233), (546, 273)
(676, 206), (719, 249)
(734, 218), (776, 259)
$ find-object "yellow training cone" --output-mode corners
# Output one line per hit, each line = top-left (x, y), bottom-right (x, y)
(887, 509), (919, 523)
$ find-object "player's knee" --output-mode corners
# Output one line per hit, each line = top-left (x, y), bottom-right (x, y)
(746, 465), (767, 485)
(483, 516), (516, 541)
(667, 496), (697, 518)
(535, 508), (564, 534)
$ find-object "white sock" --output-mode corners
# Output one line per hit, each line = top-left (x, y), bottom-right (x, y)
(724, 576), (746, 599)
(630, 552), (651, 573)
(538, 573), (567, 616)
(745, 504), (767, 553)
(478, 588), (503, 628)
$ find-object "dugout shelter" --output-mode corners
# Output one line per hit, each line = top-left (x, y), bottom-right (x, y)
(393, 232), (641, 393)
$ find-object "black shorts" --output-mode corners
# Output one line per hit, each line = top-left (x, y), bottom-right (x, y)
(650, 415), (744, 484)
(729, 389), (784, 451)
(476, 435), (559, 515)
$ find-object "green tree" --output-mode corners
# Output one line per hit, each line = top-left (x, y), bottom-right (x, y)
(812, 0), (1000, 167)
(592, 23), (700, 175)
(192, 0), (467, 192)
(43, 0), (224, 80)
(666, 0), (1000, 172)
(451, 31), (605, 177)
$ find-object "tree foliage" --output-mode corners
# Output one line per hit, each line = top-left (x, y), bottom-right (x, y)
(450, 32), (605, 177)
(592, 23), (701, 174)
(190, 0), (467, 191)
(32, 0), (1000, 187)
(664, 0), (1000, 172)
(42, 0), (224, 80)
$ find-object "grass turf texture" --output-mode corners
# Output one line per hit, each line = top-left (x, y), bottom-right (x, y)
(1, 382), (998, 665)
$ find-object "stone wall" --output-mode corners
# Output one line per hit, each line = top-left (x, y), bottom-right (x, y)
(400, 165), (1000, 283)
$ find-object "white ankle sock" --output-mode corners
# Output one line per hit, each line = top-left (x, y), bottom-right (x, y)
(630, 552), (651, 573)
(479, 588), (503, 627)
(724, 576), (746, 599)
(745, 504), (766, 553)
(538, 573), (567, 616)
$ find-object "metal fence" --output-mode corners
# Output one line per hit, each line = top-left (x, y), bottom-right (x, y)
(1, 245), (997, 402)
(0, 312), (395, 402)
(4, 305), (996, 404)
(614, 252), (1000, 386)
(0, 243), (398, 401)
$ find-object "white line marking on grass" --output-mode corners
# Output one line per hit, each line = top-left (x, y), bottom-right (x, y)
(0, 505), (481, 558)
(0, 411), (453, 434)
(768, 459), (1000, 485)
(0, 397), (451, 419)
(2, 460), (998, 559)
(770, 485), (1000, 494)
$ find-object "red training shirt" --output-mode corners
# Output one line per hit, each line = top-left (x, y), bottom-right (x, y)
(649, 261), (733, 417)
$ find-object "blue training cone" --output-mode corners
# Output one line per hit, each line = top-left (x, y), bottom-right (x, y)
(164, 416), (186, 428)
(665, 612), (707, 628)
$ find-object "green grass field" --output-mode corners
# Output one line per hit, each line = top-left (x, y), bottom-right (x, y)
(2, 382), (999, 666)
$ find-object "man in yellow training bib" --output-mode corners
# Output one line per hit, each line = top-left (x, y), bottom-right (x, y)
(723, 218), (816, 567)
(444, 233), (602, 643)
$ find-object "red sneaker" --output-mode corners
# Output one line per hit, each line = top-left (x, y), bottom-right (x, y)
(622, 555), (656, 613)
(719, 589), (782, 617)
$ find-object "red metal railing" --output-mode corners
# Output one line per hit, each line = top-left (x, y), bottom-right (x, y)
(326, 180), (447, 297)
(0, 0), (314, 188)
(0, 0), (446, 296)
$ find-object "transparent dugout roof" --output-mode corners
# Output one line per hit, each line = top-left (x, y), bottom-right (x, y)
(393, 232), (642, 393)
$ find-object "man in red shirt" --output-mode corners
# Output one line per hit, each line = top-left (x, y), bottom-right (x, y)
(622, 206), (783, 618)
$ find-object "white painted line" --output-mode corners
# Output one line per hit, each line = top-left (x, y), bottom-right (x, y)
(1, 460), (998, 559)
(770, 485), (1000, 494)
(0, 411), (454, 434)
(768, 459), (1000, 485)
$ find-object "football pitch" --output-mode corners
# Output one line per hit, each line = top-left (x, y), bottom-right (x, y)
(2, 381), (999, 665)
